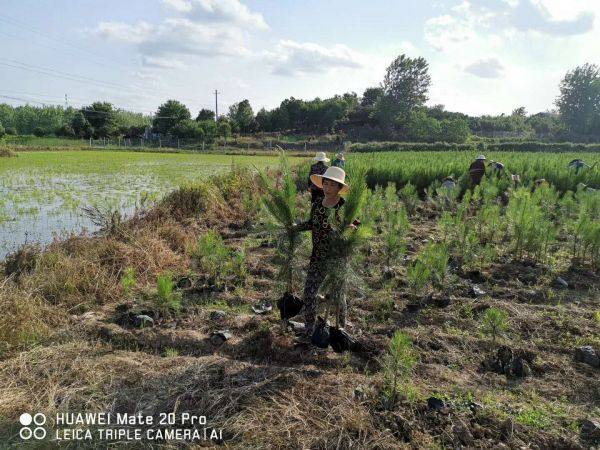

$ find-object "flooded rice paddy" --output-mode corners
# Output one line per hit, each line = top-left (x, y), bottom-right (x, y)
(0, 150), (292, 259)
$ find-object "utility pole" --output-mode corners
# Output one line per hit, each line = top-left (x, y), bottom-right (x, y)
(214, 89), (219, 122)
(64, 94), (68, 108)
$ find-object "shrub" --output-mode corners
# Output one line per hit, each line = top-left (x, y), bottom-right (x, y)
(4, 244), (40, 279)
(5, 126), (16, 136)
(380, 331), (418, 408)
(481, 307), (509, 343)
(33, 126), (47, 137)
(0, 122), (4, 139)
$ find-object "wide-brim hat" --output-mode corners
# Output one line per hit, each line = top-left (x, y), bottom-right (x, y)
(314, 152), (330, 162)
(476, 155), (486, 160)
(310, 166), (349, 194)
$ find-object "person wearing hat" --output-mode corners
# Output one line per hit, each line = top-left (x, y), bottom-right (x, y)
(332, 152), (346, 169)
(308, 152), (330, 203)
(441, 176), (456, 190)
(468, 155), (487, 187)
(293, 166), (355, 337)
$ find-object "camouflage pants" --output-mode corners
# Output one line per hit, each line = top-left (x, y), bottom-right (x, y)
(303, 262), (347, 332)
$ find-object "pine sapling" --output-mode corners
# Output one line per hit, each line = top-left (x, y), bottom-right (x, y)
(381, 331), (417, 408)
(481, 307), (509, 344)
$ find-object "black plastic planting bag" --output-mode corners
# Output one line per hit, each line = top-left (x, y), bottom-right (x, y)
(311, 318), (330, 348)
(277, 292), (303, 320)
(329, 327), (356, 353)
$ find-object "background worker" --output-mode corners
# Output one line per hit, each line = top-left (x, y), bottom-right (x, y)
(332, 152), (346, 169)
(469, 155), (487, 186)
(308, 152), (330, 202)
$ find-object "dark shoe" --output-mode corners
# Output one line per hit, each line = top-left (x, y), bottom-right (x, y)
(329, 327), (356, 353)
(311, 317), (330, 349)
(277, 293), (303, 320)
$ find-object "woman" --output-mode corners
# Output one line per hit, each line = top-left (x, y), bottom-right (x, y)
(294, 166), (353, 337)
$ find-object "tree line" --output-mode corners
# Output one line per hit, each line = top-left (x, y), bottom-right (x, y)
(0, 55), (599, 143)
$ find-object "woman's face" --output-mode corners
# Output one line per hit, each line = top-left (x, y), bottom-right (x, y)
(322, 178), (342, 197)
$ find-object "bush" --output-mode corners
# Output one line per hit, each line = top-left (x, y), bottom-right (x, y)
(33, 126), (47, 137)
(55, 123), (75, 137)
(5, 126), (17, 136)
(0, 122), (4, 139)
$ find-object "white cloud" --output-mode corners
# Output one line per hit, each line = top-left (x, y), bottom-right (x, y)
(94, 18), (249, 69)
(142, 56), (187, 69)
(510, 1), (594, 36)
(464, 58), (505, 78)
(95, 21), (153, 44)
(424, 15), (475, 51)
(162, 0), (268, 30)
(264, 40), (366, 76)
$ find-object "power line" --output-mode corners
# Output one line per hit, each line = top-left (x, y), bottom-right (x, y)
(0, 13), (129, 67)
(0, 59), (214, 108)
(0, 94), (189, 119)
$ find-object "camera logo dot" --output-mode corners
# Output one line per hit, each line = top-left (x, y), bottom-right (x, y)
(19, 413), (46, 440)
(19, 413), (32, 426)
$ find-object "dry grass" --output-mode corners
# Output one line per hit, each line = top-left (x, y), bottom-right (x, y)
(0, 147), (17, 157)
(0, 283), (65, 357)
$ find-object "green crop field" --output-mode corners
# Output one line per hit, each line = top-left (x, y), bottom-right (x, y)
(344, 151), (600, 193)
(0, 150), (305, 257)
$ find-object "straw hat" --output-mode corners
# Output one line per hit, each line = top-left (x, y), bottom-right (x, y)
(336, 152), (345, 160)
(476, 155), (486, 160)
(313, 152), (330, 162)
(310, 166), (349, 194)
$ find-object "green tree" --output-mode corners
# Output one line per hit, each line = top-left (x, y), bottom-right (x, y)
(255, 108), (272, 131)
(556, 63), (600, 134)
(382, 54), (431, 120)
(196, 108), (215, 122)
(218, 120), (232, 139)
(153, 100), (191, 135)
(361, 87), (384, 107)
(0, 122), (5, 139)
(171, 119), (205, 139)
(228, 99), (255, 133)
(405, 108), (441, 142)
(82, 102), (117, 137)
(440, 117), (470, 143)
(71, 112), (93, 138)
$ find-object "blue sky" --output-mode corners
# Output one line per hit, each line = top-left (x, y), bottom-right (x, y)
(0, 0), (598, 117)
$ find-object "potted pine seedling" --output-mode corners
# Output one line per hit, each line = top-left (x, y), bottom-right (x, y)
(316, 169), (371, 352)
(258, 151), (304, 320)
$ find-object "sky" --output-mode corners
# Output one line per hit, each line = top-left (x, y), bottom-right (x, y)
(0, 0), (598, 117)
